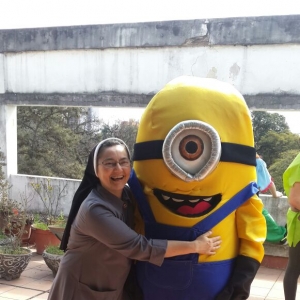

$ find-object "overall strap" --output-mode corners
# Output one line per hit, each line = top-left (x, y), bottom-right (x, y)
(129, 169), (258, 231)
(128, 169), (156, 223)
(193, 182), (259, 232)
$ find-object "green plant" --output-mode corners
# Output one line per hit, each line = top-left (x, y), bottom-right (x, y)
(30, 179), (68, 226)
(33, 222), (49, 230)
(45, 245), (64, 255)
(33, 213), (42, 223)
(54, 211), (67, 227)
(31, 213), (49, 230)
(0, 150), (33, 254)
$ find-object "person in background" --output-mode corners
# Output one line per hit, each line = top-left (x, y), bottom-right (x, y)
(256, 153), (287, 245)
(283, 152), (300, 300)
(50, 138), (221, 300)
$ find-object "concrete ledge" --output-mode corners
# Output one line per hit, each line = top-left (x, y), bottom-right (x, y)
(262, 243), (289, 270)
(258, 195), (289, 269)
(1, 15), (299, 53)
(264, 242), (289, 258)
(262, 254), (288, 270)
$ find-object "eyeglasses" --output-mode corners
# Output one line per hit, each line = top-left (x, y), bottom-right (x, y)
(99, 158), (131, 169)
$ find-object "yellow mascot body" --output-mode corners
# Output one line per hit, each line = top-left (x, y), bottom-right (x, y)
(129, 76), (266, 300)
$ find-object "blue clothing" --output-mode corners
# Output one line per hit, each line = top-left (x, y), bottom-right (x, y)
(256, 157), (272, 192)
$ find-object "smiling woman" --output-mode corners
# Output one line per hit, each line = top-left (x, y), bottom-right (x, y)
(48, 137), (221, 300)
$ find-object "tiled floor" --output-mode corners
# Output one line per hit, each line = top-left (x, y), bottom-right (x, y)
(1, 250), (300, 299)
(250, 266), (300, 300)
(0, 250), (52, 299)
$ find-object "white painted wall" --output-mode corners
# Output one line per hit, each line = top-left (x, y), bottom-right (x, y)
(0, 106), (6, 159)
(9, 174), (80, 216)
(5, 44), (300, 95)
(0, 54), (5, 93)
(5, 106), (17, 176)
(0, 105), (17, 177)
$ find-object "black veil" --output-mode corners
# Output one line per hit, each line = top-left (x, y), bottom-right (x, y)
(60, 145), (98, 251)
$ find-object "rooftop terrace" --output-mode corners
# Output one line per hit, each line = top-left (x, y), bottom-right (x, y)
(0, 248), (298, 300)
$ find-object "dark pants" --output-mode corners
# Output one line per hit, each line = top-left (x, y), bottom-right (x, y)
(284, 242), (300, 300)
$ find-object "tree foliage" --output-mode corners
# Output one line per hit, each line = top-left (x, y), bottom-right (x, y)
(252, 111), (300, 192)
(252, 111), (289, 147)
(257, 131), (300, 166)
(17, 107), (102, 179)
(269, 149), (300, 193)
(17, 107), (139, 179)
(100, 119), (139, 157)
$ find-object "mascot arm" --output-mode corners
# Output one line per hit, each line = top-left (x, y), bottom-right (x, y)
(236, 195), (266, 262)
(216, 196), (266, 299)
(215, 255), (260, 300)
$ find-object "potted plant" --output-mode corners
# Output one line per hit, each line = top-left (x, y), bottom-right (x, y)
(5, 214), (34, 245)
(30, 179), (67, 254)
(48, 211), (67, 241)
(30, 214), (61, 255)
(42, 244), (64, 277)
(0, 152), (32, 280)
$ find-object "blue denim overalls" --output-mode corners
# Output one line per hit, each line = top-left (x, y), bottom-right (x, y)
(128, 170), (258, 300)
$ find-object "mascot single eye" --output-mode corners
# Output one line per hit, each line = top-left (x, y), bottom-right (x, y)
(162, 120), (221, 182)
(179, 135), (204, 160)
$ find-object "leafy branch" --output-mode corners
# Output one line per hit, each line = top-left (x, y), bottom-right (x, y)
(30, 179), (68, 225)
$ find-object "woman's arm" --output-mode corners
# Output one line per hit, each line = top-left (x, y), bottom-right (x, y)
(165, 231), (221, 257)
(289, 182), (300, 211)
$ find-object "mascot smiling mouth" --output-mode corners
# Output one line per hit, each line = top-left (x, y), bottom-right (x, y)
(153, 189), (222, 217)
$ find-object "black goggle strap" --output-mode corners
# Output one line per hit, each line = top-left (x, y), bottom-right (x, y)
(133, 140), (256, 166)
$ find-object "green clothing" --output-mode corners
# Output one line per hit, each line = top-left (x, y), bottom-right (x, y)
(286, 209), (300, 247)
(283, 153), (300, 247)
(262, 208), (286, 243)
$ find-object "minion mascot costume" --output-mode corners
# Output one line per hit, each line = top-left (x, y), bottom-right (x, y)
(128, 76), (266, 300)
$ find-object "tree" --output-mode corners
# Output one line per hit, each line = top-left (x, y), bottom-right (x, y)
(17, 107), (102, 179)
(252, 111), (300, 192)
(100, 119), (139, 156)
(252, 111), (289, 147)
(257, 131), (300, 166)
(269, 149), (300, 193)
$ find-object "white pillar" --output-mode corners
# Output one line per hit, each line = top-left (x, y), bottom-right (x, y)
(0, 105), (17, 178)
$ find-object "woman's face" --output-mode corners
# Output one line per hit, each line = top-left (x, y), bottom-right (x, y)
(96, 144), (131, 198)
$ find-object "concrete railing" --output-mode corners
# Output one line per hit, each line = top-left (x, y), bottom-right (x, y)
(259, 194), (289, 259)
(9, 174), (289, 258)
(9, 174), (80, 216)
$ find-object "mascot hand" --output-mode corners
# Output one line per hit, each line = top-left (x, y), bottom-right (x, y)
(215, 255), (260, 300)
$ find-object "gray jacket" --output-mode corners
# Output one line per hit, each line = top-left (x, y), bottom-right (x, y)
(48, 185), (167, 300)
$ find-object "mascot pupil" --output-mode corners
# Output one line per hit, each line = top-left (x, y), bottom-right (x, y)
(128, 76), (266, 300)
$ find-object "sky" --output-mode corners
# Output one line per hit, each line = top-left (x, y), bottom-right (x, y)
(1, 0), (300, 133)
(1, 0), (300, 29)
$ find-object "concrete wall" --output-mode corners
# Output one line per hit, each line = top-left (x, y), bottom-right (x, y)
(3, 45), (300, 99)
(0, 15), (300, 109)
(260, 194), (289, 227)
(9, 174), (80, 216)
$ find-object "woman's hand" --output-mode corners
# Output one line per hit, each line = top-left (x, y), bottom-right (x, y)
(194, 230), (221, 255)
(165, 231), (221, 258)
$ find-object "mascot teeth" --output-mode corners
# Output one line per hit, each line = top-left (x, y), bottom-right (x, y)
(172, 198), (184, 203)
(203, 197), (212, 202)
(189, 199), (200, 203)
